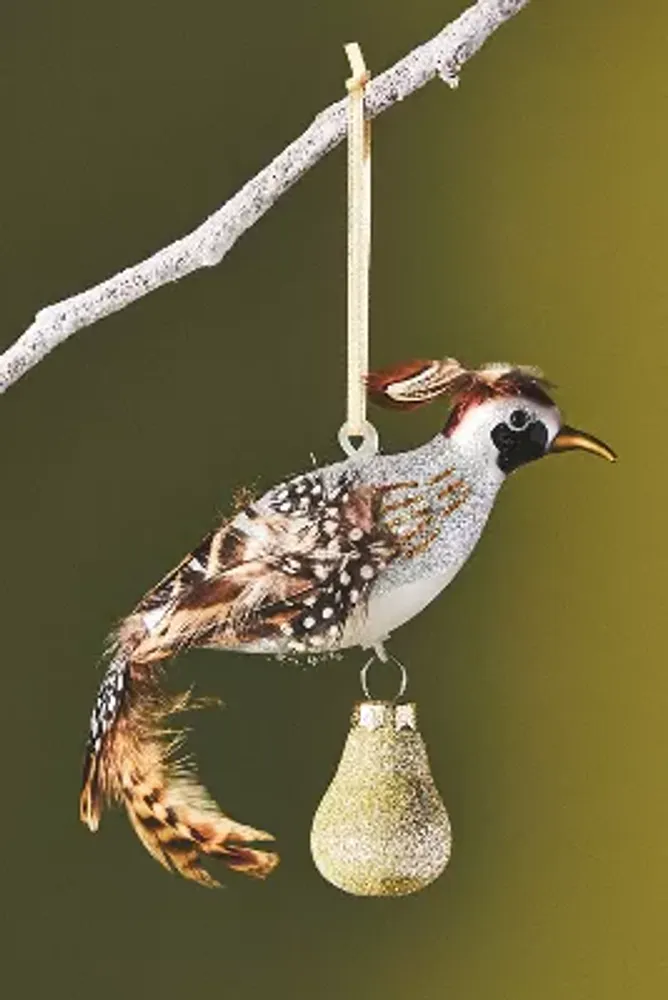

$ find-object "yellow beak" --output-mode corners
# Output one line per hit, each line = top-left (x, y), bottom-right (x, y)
(550, 425), (617, 462)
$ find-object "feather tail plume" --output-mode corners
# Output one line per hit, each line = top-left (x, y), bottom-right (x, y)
(80, 644), (278, 887)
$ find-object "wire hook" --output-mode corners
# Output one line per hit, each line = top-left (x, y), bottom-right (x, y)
(360, 651), (408, 702)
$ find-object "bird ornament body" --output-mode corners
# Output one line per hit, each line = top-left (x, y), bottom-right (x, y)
(80, 357), (615, 886)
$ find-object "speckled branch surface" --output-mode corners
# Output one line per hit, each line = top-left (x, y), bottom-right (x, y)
(0, 0), (531, 393)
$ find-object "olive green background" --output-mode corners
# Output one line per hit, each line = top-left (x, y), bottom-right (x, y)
(1, 1), (665, 998)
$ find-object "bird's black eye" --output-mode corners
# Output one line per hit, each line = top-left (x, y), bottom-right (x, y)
(509, 408), (530, 429)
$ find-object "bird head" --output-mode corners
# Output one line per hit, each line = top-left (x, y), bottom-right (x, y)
(367, 357), (616, 475)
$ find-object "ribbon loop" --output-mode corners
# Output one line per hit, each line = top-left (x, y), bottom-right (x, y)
(341, 42), (378, 459)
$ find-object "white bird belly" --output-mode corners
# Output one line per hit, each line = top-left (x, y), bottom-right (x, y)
(346, 566), (460, 649)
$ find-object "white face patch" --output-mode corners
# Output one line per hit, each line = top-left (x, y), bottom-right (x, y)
(449, 396), (561, 475)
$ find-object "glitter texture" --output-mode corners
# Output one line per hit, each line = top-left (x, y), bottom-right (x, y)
(310, 701), (451, 896)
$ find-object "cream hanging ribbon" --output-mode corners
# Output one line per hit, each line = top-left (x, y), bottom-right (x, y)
(311, 42), (453, 904)
(338, 43), (378, 460)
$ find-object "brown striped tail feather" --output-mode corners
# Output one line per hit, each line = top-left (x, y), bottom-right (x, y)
(80, 650), (278, 886)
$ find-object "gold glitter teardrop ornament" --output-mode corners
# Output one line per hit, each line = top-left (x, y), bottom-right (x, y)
(310, 701), (452, 896)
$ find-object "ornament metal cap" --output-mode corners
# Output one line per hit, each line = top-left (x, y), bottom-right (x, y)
(354, 700), (417, 731)
(310, 699), (452, 896)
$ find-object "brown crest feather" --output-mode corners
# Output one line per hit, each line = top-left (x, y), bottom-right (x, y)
(367, 357), (555, 420)
(367, 358), (467, 410)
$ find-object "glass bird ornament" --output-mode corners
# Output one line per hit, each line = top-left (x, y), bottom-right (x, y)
(311, 700), (451, 896)
(79, 358), (615, 885)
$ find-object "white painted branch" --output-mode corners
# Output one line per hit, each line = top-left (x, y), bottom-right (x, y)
(0, 0), (531, 394)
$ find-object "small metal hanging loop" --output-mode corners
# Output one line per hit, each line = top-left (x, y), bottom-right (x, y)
(360, 652), (408, 702)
